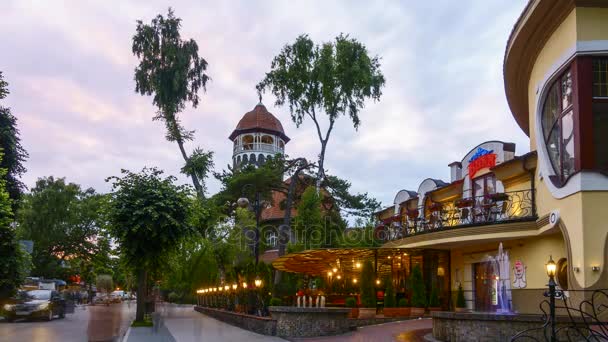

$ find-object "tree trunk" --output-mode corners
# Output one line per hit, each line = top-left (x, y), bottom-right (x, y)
(273, 159), (310, 292)
(135, 268), (147, 322)
(316, 141), (327, 192)
(175, 138), (204, 199)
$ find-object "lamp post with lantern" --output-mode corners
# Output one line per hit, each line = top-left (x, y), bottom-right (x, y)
(545, 255), (563, 342)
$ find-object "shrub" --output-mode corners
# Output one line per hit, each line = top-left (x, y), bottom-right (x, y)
(269, 297), (282, 306)
(410, 265), (426, 308)
(398, 298), (409, 307)
(456, 284), (466, 308)
(428, 286), (440, 307)
(345, 297), (357, 308)
(96, 274), (113, 294)
(167, 292), (179, 303)
(359, 260), (375, 308)
(384, 276), (396, 308)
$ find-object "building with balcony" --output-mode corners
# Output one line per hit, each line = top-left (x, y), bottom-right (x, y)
(374, 0), (608, 315)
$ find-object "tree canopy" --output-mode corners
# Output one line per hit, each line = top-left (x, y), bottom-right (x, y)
(17, 176), (105, 279)
(257, 33), (385, 189)
(0, 71), (29, 209)
(133, 8), (211, 198)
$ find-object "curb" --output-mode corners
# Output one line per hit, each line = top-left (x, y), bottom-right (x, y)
(121, 322), (132, 342)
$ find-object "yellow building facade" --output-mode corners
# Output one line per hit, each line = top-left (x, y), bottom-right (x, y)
(379, 0), (608, 314)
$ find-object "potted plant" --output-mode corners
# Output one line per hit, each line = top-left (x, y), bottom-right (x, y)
(455, 284), (468, 312)
(488, 192), (509, 202)
(269, 297), (282, 307)
(427, 286), (441, 312)
(382, 277), (397, 317)
(398, 298), (411, 316)
(410, 265), (426, 317)
(345, 297), (358, 318)
(358, 260), (376, 318)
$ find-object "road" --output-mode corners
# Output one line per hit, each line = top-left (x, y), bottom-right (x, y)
(0, 301), (135, 342)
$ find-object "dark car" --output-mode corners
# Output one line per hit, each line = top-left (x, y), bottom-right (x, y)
(3, 290), (67, 322)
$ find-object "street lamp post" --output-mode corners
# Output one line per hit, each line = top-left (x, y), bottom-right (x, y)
(237, 184), (262, 265)
(545, 255), (562, 342)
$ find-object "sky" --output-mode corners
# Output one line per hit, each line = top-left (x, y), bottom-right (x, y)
(0, 0), (530, 211)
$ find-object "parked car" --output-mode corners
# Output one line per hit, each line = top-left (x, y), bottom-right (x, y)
(92, 294), (111, 305)
(3, 290), (67, 322)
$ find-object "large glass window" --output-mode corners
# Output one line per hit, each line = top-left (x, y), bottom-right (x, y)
(542, 70), (575, 184)
(592, 58), (608, 172)
(473, 173), (496, 198)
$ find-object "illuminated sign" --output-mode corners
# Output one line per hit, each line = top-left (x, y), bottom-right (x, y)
(468, 147), (496, 179)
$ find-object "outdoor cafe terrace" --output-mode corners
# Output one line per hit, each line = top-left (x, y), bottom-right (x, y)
(376, 189), (537, 242)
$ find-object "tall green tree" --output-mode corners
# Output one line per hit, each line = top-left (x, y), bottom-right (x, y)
(107, 167), (192, 322)
(0, 153), (29, 300)
(293, 186), (323, 249)
(132, 8), (211, 199)
(257, 34), (385, 190)
(0, 72), (29, 210)
(17, 177), (104, 278)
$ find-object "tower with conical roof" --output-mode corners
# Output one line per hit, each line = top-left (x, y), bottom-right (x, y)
(229, 103), (290, 168)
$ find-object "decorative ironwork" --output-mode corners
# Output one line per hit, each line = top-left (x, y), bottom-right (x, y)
(385, 189), (536, 240)
(511, 289), (608, 341)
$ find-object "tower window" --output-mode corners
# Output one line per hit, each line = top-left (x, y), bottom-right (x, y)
(261, 135), (274, 144)
(242, 135), (254, 150)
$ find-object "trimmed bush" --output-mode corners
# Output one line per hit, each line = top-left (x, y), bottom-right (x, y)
(269, 297), (282, 306)
(359, 260), (375, 308)
(384, 276), (396, 308)
(410, 265), (426, 308)
(167, 292), (180, 303)
(345, 297), (357, 308)
(398, 298), (409, 307)
(456, 283), (466, 308)
(428, 286), (440, 307)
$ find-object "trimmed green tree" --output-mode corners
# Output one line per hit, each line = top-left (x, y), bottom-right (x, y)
(428, 285), (440, 308)
(107, 167), (192, 322)
(360, 260), (375, 308)
(456, 283), (466, 308)
(257, 34), (385, 191)
(384, 276), (396, 308)
(410, 265), (426, 308)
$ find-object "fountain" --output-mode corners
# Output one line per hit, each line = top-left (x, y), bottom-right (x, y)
(481, 242), (513, 313)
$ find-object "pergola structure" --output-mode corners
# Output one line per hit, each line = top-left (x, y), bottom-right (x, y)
(272, 247), (442, 278)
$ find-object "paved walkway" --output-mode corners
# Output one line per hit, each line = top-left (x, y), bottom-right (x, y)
(291, 318), (433, 342)
(125, 303), (285, 342)
(126, 304), (433, 342)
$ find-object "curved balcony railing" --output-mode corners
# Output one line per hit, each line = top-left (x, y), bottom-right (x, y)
(379, 189), (536, 241)
(234, 143), (283, 154)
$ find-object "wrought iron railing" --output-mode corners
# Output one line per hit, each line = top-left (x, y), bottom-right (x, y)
(234, 143), (283, 154)
(381, 189), (536, 241)
(511, 289), (608, 341)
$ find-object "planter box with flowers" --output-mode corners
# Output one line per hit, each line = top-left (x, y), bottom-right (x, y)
(455, 198), (475, 208)
(345, 297), (359, 318)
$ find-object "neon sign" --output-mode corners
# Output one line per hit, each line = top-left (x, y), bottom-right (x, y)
(468, 147), (496, 179)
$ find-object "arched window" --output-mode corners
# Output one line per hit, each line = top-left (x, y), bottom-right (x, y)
(261, 135), (274, 144)
(279, 140), (285, 149)
(242, 135), (254, 150)
(542, 69), (575, 185)
(258, 154), (265, 164)
(242, 154), (248, 163)
(237, 155), (241, 165)
(250, 154), (256, 164)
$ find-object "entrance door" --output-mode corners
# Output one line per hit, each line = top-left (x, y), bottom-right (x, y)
(473, 262), (497, 312)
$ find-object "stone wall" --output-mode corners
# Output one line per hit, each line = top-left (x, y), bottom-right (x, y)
(349, 317), (411, 328)
(269, 306), (351, 337)
(194, 306), (276, 336)
(432, 311), (587, 342)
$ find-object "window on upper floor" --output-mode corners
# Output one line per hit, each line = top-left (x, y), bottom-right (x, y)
(473, 173), (497, 198)
(542, 69), (575, 185)
(592, 58), (608, 172)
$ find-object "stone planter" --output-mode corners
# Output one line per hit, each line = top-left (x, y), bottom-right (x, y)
(347, 308), (359, 318)
(358, 307), (376, 319)
(454, 307), (469, 313)
(410, 307), (425, 317)
(383, 307), (410, 317)
(269, 306), (351, 337)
